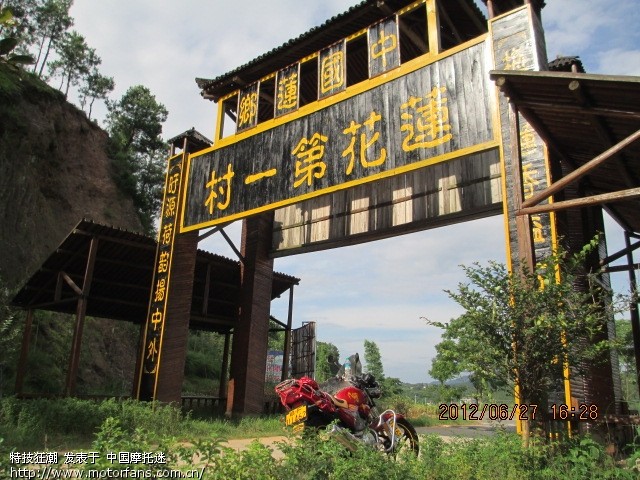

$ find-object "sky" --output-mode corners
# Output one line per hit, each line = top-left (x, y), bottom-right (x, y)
(69, 1), (640, 384)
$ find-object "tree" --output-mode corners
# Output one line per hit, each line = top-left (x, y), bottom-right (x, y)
(78, 70), (114, 120)
(107, 85), (168, 157)
(363, 339), (385, 380)
(47, 30), (97, 97)
(106, 85), (168, 235)
(615, 319), (639, 408)
(424, 242), (616, 445)
(429, 338), (463, 385)
(0, 1), (41, 54)
(31, 0), (73, 77)
(315, 341), (340, 382)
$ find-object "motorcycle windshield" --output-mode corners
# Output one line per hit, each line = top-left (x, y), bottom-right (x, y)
(319, 376), (351, 394)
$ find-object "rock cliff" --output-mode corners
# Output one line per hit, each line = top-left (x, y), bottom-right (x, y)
(0, 64), (142, 288)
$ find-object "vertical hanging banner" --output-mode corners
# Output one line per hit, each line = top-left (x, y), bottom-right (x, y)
(318, 40), (346, 99)
(137, 152), (185, 401)
(237, 83), (259, 132)
(490, 6), (554, 265)
(368, 16), (401, 78)
(275, 63), (300, 117)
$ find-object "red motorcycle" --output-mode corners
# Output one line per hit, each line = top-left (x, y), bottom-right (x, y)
(275, 354), (419, 455)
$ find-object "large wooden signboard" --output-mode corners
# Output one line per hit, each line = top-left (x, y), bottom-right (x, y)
(137, 153), (186, 401)
(181, 40), (497, 233)
(490, 6), (555, 269)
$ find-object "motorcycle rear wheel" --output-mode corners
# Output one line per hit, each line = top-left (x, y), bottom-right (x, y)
(382, 418), (419, 456)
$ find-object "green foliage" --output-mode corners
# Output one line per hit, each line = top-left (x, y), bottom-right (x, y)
(183, 331), (226, 395)
(315, 341), (340, 382)
(615, 319), (639, 411)
(106, 85), (168, 156)
(0, 397), (187, 449)
(48, 29), (98, 97)
(106, 85), (168, 235)
(1, 1), (113, 118)
(0, 7), (35, 69)
(425, 243), (618, 410)
(81, 422), (638, 480)
(363, 339), (385, 380)
(1, 397), (637, 479)
(0, 277), (20, 394)
(78, 70), (113, 120)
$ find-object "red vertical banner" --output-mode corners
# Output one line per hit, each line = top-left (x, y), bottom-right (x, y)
(137, 152), (185, 401)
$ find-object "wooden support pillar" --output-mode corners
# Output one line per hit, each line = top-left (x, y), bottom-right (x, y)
(14, 309), (34, 395)
(486, 1), (495, 19)
(154, 230), (198, 403)
(135, 148), (198, 404)
(281, 285), (294, 381)
(65, 236), (98, 396)
(510, 104), (535, 271)
(219, 332), (231, 398)
(229, 212), (275, 415)
(626, 231), (640, 398)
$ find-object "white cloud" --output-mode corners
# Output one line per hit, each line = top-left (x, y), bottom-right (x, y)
(543, 0), (640, 74)
(595, 49), (640, 76)
(70, 0), (357, 136)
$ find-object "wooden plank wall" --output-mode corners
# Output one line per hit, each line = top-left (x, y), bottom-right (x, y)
(273, 148), (502, 254)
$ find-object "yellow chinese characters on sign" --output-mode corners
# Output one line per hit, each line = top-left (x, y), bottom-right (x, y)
(237, 84), (259, 131)
(319, 41), (346, 98)
(292, 133), (328, 188)
(502, 46), (529, 71)
(400, 85), (453, 152)
(204, 163), (235, 214)
(276, 64), (300, 116)
(370, 32), (397, 70)
(138, 155), (184, 398)
(368, 17), (400, 77)
(522, 162), (546, 244)
(342, 111), (387, 175)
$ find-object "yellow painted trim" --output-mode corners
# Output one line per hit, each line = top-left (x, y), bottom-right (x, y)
(426, 0), (440, 55)
(487, 16), (514, 274)
(180, 140), (499, 233)
(179, 148), (193, 236)
(152, 152), (187, 401)
(136, 151), (186, 401)
(514, 384), (522, 434)
(490, 4), (529, 23)
(397, 0), (427, 17)
(214, 99), (224, 142)
(488, 12), (520, 433)
(541, 142), (572, 436)
(208, 34), (487, 152)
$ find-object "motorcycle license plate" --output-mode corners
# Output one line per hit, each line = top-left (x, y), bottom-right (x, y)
(285, 405), (307, 427)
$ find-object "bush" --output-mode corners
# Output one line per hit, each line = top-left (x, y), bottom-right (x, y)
(0, 397), (187, 448)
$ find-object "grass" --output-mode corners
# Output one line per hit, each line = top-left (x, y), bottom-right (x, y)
(0, 397), (287, 451)
(1, 397), (638, 479)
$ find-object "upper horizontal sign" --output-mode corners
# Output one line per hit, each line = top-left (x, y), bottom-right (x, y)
(182, 42), (496, 232)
